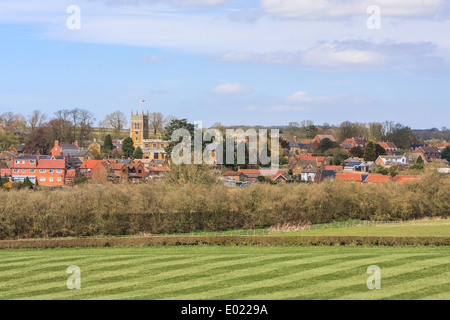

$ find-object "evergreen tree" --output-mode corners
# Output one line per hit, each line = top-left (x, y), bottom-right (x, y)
(133, 146), (143, 159)
(416, 155), (424, 164)
(103, 134), (113, 152)
(122, 137), (135, 158)
(23, 177), (33, 189)
(441, 146), (450, 161)
(317, 138), (338, 153)
(349, 146), (364, 158)
(363, 141), (377, 161)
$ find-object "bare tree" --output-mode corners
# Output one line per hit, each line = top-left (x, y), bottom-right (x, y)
(28, 110), (47, 131)
(149, 112), (164, 135)
(104, 111), (127, 136)
(0, 112), (15, 127)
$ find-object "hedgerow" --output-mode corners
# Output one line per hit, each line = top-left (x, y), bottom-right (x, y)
(0, 172), (448, 240)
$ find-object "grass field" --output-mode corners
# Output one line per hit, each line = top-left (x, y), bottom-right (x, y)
(283, 219), (450, 237)
(0, 246), (449, 300)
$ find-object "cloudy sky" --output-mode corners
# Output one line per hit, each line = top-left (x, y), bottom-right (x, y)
(1, 0), (449, 128)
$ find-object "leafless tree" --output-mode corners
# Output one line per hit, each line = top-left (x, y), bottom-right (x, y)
(28, 110), (47, 131)
(104, 111), (127, 136)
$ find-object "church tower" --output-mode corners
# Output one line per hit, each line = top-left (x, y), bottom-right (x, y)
(130, 111), (149, 148)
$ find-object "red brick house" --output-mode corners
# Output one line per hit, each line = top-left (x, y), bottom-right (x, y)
(416, 146), (441, 162)
(10, 155), (67, 186)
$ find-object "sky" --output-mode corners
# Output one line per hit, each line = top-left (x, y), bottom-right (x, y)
(0, 0), (449, 129)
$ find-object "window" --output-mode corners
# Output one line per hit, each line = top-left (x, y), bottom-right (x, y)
(49, 177), (53, 182)
(30, 169), (35, 173)
(13, 169), (19, 173)
(49, 169), (54, 173)
(135, 137), (138, 142)
(40, 169), (46, 173)
(30, 160), (35, 165)
(22, 160), (25, 165)
(22, 169), (26, 173)
(15, 160), (20, 165)
(57, 177), (61, 182)
(161, 144), (164, 148)
(153, 144), (157, 148)
(56, 169), (62, 173)
(40, 177), (46, 182)
(145, 144), (149, 148)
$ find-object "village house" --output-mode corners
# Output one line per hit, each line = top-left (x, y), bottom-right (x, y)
(313, 134), (336, 145)
(335, 173), (368, 183)
(145, 166), (170, 180)
(223, 171), (248, 182)
(51, 140), (94, 162)
(9, 155), (67, 186)
(341, 137), (367, 150)
(375, 155), (408, 168)
(344, 161), (376, 173)
(363, 174), (391, 184)
(416, 146), (441, 162)
(377, 142), (402, 156)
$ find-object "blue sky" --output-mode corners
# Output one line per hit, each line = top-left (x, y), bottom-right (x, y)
(0, 0), (449, 129)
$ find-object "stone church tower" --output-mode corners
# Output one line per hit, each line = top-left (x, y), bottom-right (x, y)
(130, 111), (149, 148)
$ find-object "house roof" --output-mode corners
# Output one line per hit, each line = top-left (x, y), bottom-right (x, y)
(345, 161), (363, 168)
(377, 142), (398, 150)
(287, 140), (300, 148)
(80, 160), (107, 170)
(418, 146), (440, 154)
(62, 150), (89, 157)
(324, 165), (341, 171)
(335, 174), (366, 182)
(224, 171), (245, 176)
(364, 174), (391, 183)
(59, 144), (79, 150)
(314, 135), (336, 142)
(36, 159), (66, 169)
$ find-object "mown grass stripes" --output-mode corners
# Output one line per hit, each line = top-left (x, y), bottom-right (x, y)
(0, 246), (448, 300)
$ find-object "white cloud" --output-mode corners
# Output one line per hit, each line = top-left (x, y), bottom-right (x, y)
(302, 42), (388, 67)
(261, 0), (448, 19)
(287, 91), (371, 104)
(211, 82), (252, 94)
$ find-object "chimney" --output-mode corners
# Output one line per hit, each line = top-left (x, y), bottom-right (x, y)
(293, 136), (297, 142)
(74, 140), (79, 147)
(55, 140), (59, 148)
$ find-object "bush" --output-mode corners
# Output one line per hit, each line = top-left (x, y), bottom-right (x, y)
(0, 174), (448, 240)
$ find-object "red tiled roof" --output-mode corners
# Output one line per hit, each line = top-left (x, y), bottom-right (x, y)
(36, 159), (66, 169)
(80, 160), (107, 169)
(335, 174), (363, 182)
(377, 142), (398, 150)
(364, 174), (391, 183)
(324, 166), (341, 171)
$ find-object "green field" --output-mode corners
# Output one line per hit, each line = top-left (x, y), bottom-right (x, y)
(0, 246), (449, 300)
(283, 220), (450, 237)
